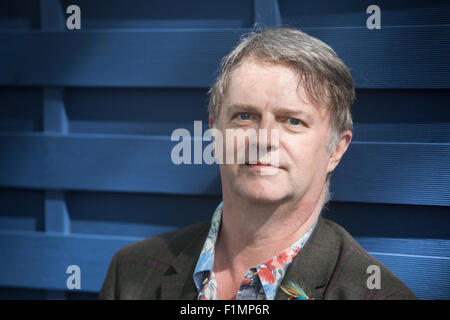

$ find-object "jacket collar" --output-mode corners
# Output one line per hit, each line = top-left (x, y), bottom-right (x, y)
(275, 216), (340, 300)
(160, 215), (339, 300)
(160, 222), (210, 300)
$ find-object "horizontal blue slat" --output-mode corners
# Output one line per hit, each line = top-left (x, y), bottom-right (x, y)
(0, 30), (245, 87)
(279, 0), (450, 27)
(66, 192), (220, 237)
(0, 132), (222, 195)
(59, 0), (254, 29)
(322, 202), (450, 240)
(353, 123), (450, 143)
(352, 89), (450, 124)
(0, 133), (449, 205)
(357, 237), (450, 300)
(0, 26), (449, 88)
(0, 1), (40, 30)
(332, 141), (450, 206)
(0, 230), (140, 292)
(1, 230), (449, 299)
(303, 25), (450, 88)
(0, 188), (221, 236)
(357, 237), (450, 258)
(370, 254), (450, 300)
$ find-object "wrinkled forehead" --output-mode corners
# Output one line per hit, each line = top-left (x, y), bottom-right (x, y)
(222, 58), (330, 121)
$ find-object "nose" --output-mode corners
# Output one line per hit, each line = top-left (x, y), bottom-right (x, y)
(258, 115), (279, 152)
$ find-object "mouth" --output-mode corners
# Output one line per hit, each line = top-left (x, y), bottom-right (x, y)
(246, 161), (273, 166)
(244, 161), (282, 170)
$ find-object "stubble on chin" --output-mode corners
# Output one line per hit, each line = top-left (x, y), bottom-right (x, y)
(230, 170), (293, 204)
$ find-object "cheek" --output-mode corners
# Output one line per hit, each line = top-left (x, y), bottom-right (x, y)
(284, 136), (330, 172)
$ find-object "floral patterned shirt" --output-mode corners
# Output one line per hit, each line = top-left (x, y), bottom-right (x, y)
(193, 202), (318, 300)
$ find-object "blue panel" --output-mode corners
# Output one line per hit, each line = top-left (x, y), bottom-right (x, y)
(353, 89), (450, 124)
(64, 87), (210, 136)
(302, 26), (450, 88)
(0, 285), (98, 300)
(0, 86), (43, 132)
(0, 0), (40, 29)
(0, 26), (449, 88)
(0, 286), (47, 299)
(45, 191), (70, 234)
(322, 201), (450, 240)
(0, 230), (140, 292)
(279, 0), (450, 27)
(357, 237), (450, 300)
(372, 254), (450, 300)
(43, 88), (68, 134)
(67, 192), (220, 238)
(254, 0), (281, 26)
(0, 188), (45, 232)
(0, 132), (222, 194)
(60, 0), (254, 29)
(357, 237), (450, 257)
(40, 0), (64, 31)
(332, 142), (450, 206)
(353, 123), (450, 143)
(0, 30), (246, 87)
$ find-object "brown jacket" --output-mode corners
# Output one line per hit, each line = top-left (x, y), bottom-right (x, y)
(99, 216), (417, 300)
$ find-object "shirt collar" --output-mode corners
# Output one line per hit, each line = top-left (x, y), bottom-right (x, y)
(193, 201), (318, 298)
(193, 201), (223, 290)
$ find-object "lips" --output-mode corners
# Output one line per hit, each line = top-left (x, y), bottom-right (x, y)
(245, 161), (281, 169)
(246, 161), (270, 165)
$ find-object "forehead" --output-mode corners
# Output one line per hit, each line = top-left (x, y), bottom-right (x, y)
(223, 58), (328, 119)
(228, 59), (300, 96)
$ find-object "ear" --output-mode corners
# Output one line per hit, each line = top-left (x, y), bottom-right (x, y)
(327, 129), (352, 174)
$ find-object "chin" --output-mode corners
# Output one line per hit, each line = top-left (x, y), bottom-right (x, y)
(235, 180), (291, 204)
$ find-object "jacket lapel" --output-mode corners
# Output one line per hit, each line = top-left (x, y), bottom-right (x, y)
(161, 273), (198, 300)
(275, 216), (340, 300)
(159, 215), (341, 300)
(160, 223), (210, 300)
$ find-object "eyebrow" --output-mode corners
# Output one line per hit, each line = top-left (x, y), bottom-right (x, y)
(226, 103), (260, 115)
(227, 103), (315, 122)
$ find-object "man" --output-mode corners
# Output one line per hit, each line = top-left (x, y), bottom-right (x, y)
(99, 27), (417, 300)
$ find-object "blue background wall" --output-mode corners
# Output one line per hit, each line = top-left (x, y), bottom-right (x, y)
(0, 0), (449, 299)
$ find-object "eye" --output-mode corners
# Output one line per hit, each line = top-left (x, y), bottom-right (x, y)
(288, 118), (302, 125)
(237, 112), (251, 120)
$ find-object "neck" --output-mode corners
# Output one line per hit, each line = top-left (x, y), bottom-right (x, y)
(215, 184), (326, 273)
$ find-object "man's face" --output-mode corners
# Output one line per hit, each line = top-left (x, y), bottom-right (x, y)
(214, 58), (341, 204)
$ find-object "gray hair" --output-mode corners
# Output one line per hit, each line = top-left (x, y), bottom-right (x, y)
(208, 26), (355, 204)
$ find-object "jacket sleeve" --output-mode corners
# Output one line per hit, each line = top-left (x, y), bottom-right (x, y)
(98, 252), (120, 300)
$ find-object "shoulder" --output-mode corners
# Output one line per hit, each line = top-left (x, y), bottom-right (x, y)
(318, 217), (417, 300)
(99, 221), (210, 299)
